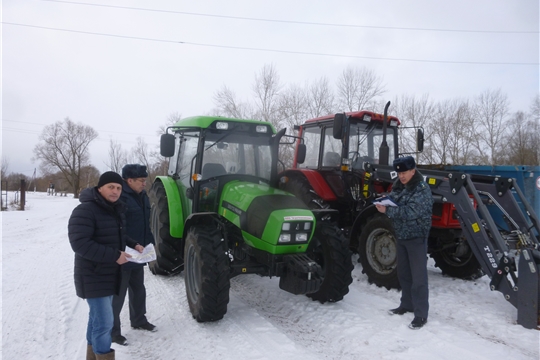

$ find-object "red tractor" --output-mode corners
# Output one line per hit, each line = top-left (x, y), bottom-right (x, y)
(280, 103), (540, 329)
(279, 104), (483, 289)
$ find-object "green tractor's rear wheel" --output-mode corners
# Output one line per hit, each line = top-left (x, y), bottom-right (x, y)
(357, 215), (400, 290)
(184, 225), (231, 322)
(306, 222), (353, 303)
(148, 181), (184, 275)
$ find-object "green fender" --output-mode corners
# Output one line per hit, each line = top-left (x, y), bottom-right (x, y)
(154, 176), (186, 238)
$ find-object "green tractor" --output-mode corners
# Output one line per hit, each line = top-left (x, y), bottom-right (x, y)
(148, 116), (353, 322)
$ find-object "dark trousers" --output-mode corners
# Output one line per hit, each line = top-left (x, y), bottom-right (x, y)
(112, 266), (148, 336)
(397, 237), (429, 318)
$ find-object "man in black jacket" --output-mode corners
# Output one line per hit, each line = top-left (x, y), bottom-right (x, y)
(112, 164), (156, 346)
(69, 171), (138, 359)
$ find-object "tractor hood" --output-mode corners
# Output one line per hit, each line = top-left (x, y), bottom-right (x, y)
(219, 181), (315, 252)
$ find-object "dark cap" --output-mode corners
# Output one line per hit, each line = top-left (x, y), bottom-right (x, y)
(122, 164), (148, 179)
(97, 171), (123, 188)
(393, 156), (416, 173)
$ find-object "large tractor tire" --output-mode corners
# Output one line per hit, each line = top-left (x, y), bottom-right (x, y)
(280, 176), (327, 209)
(430, 236), (484, 280)
(306, 222), (353, 303)
(357, 214), (400, 290)
(148, 181), (184, 275)
(184, 225), (231, 322)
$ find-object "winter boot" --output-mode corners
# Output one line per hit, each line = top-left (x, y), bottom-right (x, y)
(87, 344), (96, 360)
(95, 349), (115, 359)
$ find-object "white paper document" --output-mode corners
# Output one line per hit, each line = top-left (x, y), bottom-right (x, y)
(372, 196), (398, 207)
(125, 243), (157, 263)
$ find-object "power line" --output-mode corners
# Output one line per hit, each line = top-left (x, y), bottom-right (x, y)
(2, 119), (158, 138)
(42, 0), (538, 34)
(3, 22), (538, 66)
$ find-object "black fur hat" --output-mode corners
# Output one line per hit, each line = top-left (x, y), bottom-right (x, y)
(393, 156), (416, 172)
(122, 164), (148, 179)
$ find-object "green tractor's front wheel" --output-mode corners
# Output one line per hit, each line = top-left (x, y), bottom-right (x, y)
(148, 181), (184, 275)
(184, 225), (231, 322)
(306, 222), (353, 303)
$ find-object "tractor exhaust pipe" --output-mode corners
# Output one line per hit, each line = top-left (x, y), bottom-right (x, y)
(378, 101), (391, 165)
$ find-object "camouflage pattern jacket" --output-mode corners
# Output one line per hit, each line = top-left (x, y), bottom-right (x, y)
(386, 170), (433, 240)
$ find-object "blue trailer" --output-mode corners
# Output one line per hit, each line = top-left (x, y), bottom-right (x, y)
(444, 165), (539, 215)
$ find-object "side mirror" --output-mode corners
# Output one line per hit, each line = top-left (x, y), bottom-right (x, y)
(416, 128), (424, 152)
(160, 134), (175, 157)
(333, 113), (346, 139)
(296, 143), (306, 164)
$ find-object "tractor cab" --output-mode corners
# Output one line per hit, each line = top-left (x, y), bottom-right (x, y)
(296, 111), (400, 172)
(161, 118), (281, 214)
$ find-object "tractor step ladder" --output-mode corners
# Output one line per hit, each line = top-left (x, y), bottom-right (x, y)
(371, 165), (540, 329)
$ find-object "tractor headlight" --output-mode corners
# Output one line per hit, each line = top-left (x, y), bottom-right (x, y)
(256, 125), (268, 133)
(295, 233), (308, 242)
(279, 234), (291, 243)
(216, 122), (229, 130)
(278, 221), (312, 244)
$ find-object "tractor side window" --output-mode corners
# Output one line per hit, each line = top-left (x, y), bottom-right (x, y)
(370, 128), (396, 164)
(322, 127), (342, 167)
(178, 133), (199, 188)
(299, 126), (321, 169)
(243, 144), (272, 180)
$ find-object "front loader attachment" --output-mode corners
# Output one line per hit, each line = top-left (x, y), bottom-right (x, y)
(425, 171), (540, 329)
(517, 248), (540, 329)
(371, 165), (540, 329)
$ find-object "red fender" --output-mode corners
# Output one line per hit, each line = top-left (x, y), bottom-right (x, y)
(286, 169), (337, 202)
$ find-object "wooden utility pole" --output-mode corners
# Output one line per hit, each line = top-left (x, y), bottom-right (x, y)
(19, 179), (26, 211)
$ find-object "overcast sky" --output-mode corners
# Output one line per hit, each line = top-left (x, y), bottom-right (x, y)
(2, 0), (539, 177)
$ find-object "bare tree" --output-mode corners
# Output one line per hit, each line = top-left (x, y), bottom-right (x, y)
(428, 99), (477, 165)
(530, 95), (540, 165)
(212, 86), (253, 118)
(105, 139), (128, 173)
(336, 66), (386, 112)
(131, 137), (152, 180)
(33, 118), (98, 198)
(1, 155), (9, 179)
(277, 83), (309, 132)
(500, 111), (539, 165)
(79, 165), (101, 189)
(472, 89), (509, 165)
(306, 77), (335, 118)
(393, 94), (435, 164)
(252, 64), (282, 128)
(157, 112), (182, 135)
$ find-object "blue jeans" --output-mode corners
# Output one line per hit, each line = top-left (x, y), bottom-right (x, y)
(86, 296), (114, 355)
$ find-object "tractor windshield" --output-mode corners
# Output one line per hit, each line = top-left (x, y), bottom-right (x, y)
(202, 131), (273, 182)
(299, 120), (397, 169)
(349, 122), (396, 169)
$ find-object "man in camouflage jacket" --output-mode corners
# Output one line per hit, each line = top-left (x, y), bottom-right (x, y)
(375, 156), (433, 330)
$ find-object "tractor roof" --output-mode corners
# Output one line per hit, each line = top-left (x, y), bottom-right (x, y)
(173, 115), (277, 133)
(304, 111), (400, 126)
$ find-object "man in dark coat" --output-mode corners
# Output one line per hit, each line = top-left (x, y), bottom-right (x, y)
(112, 164), (156, 346)
(68, 171), (138, 359)
(375, 156), (433, 330)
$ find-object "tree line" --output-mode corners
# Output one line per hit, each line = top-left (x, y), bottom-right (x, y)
(2, 64), (538, 197)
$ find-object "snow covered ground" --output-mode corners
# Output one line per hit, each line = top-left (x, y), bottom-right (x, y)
(2, 191), (539, 360)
